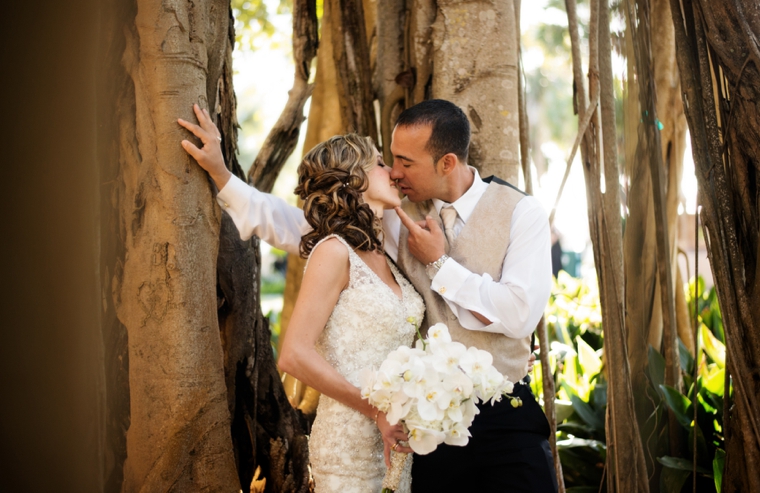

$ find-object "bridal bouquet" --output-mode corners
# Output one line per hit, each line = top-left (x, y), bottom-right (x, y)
(360, 321), (516, 492)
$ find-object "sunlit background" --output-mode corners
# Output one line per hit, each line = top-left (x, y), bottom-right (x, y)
(229, 0), (706, 318)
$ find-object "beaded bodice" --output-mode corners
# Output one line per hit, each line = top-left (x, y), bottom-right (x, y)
(307, 235), (425, 387)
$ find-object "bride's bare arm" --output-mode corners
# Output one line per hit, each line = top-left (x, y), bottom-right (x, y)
(278, 239), (361, 412)
(278, 238), (412, 464)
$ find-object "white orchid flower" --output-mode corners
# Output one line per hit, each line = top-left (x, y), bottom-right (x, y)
(459, 346), (494, 376)
(386, 391), (413, 425)
(402, 365), (437, 400)
(445, 398), (465, 422)
(374, 368), (403, 393)
(442, 371), (474, 399)
(417, 384), (450, 421)
(361, 322), (519, 459)
(430, 341), (467, 374)
(443, 421), (471, 447)
(426, 323), (452, 346)
(369, 388), (393, 411)
(462, 397), (479, 422)
(359, 367), (375, 399)
(407, 426), (446, 455)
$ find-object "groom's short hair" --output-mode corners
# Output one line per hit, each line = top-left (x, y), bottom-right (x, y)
(395, 99), (471, 165)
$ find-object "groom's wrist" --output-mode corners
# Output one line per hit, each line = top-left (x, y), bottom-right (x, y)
(426, 254), (450, 279)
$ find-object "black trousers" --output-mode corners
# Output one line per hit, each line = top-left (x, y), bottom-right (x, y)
(411, 381), (558, 493)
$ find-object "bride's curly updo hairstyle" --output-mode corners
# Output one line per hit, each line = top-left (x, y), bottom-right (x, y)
(295, 133), (385, 258)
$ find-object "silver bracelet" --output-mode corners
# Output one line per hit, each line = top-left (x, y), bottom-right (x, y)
(426, 254), (450, 279)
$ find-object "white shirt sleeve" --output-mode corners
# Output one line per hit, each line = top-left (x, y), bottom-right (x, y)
(216, 174), (310, 255)
(429, 196), (552, 339)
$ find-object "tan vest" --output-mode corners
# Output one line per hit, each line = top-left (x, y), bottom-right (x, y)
(396, 181), (532, 383)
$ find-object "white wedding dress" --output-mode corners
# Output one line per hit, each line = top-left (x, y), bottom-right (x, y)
(307, 235), (425, 493)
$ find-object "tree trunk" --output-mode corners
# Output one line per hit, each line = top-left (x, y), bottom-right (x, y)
(328, 0), (378, 138)
(113, 2), (312, 491)
(216, 13), (312, 491)
(115, 1), (240, 490)
(652, 0), (693, 355)
(566, 0), (651, 491)
(374, 0), (407, 164)
(668, 1), (760, 490)
(431, 0), (520, 182)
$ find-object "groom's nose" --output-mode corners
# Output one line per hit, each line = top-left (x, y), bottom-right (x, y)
(390, 164), (403, 180)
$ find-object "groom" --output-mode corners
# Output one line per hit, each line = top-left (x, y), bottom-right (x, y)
(182, 100), (558, 492)
(383, 100), (557, 492)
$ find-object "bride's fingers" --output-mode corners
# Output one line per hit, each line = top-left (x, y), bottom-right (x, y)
(392, 429), (409, 442)
(203, 108), (222, 140)
(395, 444), (413, 454)
(193, 104), (210, 130)
(383, 442), (391, 468)
(195, 104), (220, 137)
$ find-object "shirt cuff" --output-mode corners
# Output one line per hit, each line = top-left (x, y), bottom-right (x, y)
(216, 173), (251, 213)
(430, 258), (507, 334)
(430, 257), (470, 298)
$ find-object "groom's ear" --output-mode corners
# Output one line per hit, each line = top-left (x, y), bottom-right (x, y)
(438, 153), (458, 175)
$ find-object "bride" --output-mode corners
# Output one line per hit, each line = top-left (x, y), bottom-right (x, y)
(179, 105), (423, 492)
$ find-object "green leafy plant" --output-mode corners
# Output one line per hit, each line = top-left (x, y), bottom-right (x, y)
(645, 277), (729, 493)
(533, 272), (607, 490)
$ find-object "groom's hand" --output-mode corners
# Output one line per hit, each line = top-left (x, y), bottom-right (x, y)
(395, 207), (446, 265)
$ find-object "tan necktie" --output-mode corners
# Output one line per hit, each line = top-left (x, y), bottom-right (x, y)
(440, 206), (459, 247)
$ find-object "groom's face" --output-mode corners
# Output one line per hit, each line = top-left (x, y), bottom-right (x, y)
(389, 124), (444, 203)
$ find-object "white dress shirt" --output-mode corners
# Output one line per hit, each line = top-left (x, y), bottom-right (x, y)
(217, 168), (552, 340)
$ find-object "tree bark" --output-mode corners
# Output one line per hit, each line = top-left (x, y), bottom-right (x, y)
(566, 0), (650, 491)
(515, 0), (533, 194)
(431, 0), (520, 182)
(116, 0), (240, 490)
(625, 0), (684, 463)
(328, 0), (378, 138)
(374, 0), (406, 164)
(407, 0), (436, 107)
(215, 14), (312, 491)
(668, 1), (760, 490)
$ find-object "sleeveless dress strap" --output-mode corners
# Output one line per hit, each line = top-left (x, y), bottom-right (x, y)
(303, 234), (355, 271)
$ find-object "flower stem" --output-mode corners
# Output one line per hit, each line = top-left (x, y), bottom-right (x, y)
(414, 324), (427, 351)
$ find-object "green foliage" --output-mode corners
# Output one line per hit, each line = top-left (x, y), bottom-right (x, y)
(232, 0), (303, 51)
(535, 272), (606, 489)
(231, 0), (323, 51)
(232, 0), (290, 43)
(267, 309), (281, 359)
(536, 274), (729, 492)
(261, 275), (286, 295)
(644, 277), (729, 492)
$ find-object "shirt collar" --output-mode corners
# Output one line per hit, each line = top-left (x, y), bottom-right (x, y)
(432, 166), (488, 224)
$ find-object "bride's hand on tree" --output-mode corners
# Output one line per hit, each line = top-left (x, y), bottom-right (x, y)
(177, 103), (232, 190)
(376, 412), (413, 468)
